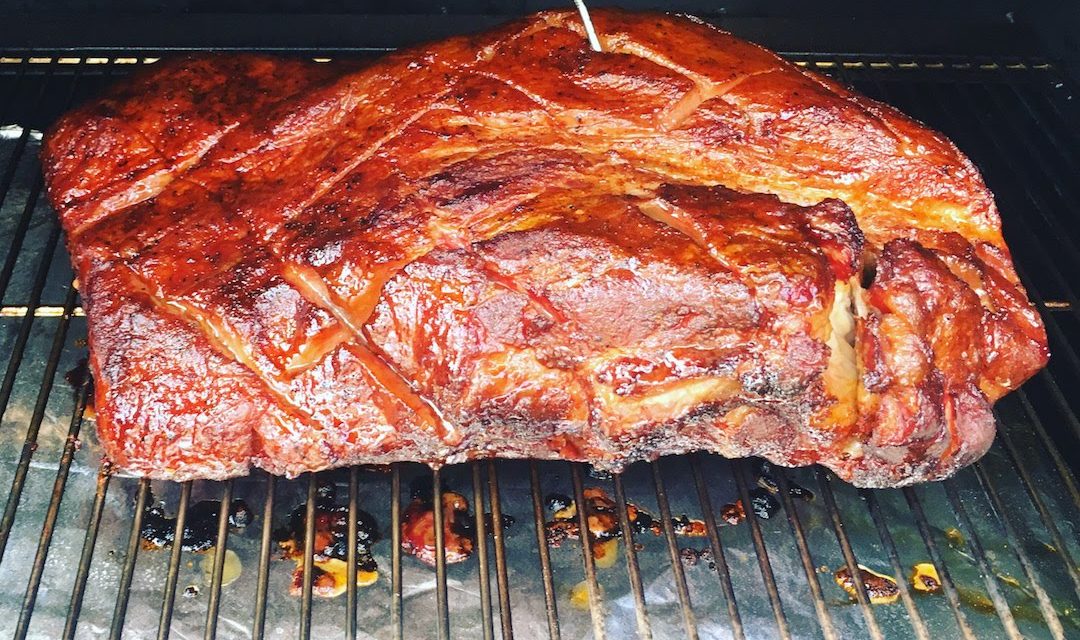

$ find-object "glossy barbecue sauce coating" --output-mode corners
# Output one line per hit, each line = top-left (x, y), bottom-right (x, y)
(41, 9), (1048, 487)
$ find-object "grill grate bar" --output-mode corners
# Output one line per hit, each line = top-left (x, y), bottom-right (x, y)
(109, 479), (151, 640)
(0, 237), (67, 562)
(390, 464), (403, 640)
(732, 460), (791, 639)
(432, 467), (451, 640)
(773, 470), (839, 640)
(251, 474), (276, 639)
(346, 466), (360, 640)
(471, 464), (496, 640)
(941, 480), (1023, 638)
(1014, 390), (1080, 512)
(902, 487), (977, 640)
(997, 401), (1080, 600)
(157, 481), (192, 640)
(486, 461), (514, 639)
(569, 463), (607, 640)
(0, 58), (87, 569)
(0, 62), (54, 296)
(689, 456), (743, 640)
(650, 462), (699, 639)
(528, 461), (561, 640)
(13, 373), (89, 640)
(973, 462), (1067, 638)
(612, 473), (652, 640)
(62, 465), (111, 640)
(299, 473), (317, 640)
(814, 469), (884, 640)
(858, 489), (932, 640)
(203, 480), (235, 640)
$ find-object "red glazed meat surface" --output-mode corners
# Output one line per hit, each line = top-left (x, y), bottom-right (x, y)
(41, 10), (1048, 486)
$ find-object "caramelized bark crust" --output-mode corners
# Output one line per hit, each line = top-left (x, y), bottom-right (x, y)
(43, 10), (1047, 486)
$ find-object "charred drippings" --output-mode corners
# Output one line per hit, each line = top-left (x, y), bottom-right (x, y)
(679, 547), (716, 570)
(400, 477), (514, 567)
(756, 469), (815, 502)
(64, 357), (95, 418)
(401, 488), (474, 565)
(543, 487), (707, 562)
(274, 479), (381, 598)
(834, 565), (900, 605)
(719, 488), (781, 525)
(140, 491), (252, 552)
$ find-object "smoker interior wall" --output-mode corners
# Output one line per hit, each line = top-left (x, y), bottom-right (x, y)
(2, 0), (1079, 80)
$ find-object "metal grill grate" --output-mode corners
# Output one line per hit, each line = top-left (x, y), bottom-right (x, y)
(0, 51), (1078, 640)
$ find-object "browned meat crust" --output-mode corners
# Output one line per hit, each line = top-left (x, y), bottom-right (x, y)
(41, 9), (1048, 486)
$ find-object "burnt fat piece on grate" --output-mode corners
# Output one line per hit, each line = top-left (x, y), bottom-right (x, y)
(40, 9), (1048, 487)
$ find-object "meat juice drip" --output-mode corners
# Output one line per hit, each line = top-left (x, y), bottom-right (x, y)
(543, 487), (708, 569)
(274, 479), (381, 598)
(64, 357), (95, 420)
(399, 477), (514, 567)
(141, 491), (252, 552)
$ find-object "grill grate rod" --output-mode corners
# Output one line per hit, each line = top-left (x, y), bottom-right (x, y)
(0, 62), (56, 297)
(390, 464), (404, 640)
(62, 465), (111, 640)
(973, 462), (1067, 639)
(346, 466), (360, 639)
(528, 461), (561, 640)
(650, 462), (699, 639)
(902, 487), (978, 639)
(432, 467), (452, 640)
(570, 463), (607, 640)
(941, 480), (1023, 638)
(772, 470), (839, 640)
(1013, 389), (1080, 512)
(997, 400), (1080, 601)
(689, 455), (744, 640)
(0, 57), (88, 567)
(486, 461), (514, 639)
(203, 480), (235, 640)
(0, 230), (67, 562)
(471, 464), (496, 640)
(0, 279), (76, 562)
(612, 473), (653, 640)
(251, 474), (277, 638)
(109, 479), (151, 640)
(299, 473), (318, 639)
(157, 481), (193, 640)
(858, 489), (932, 640)
(13, 372), (90, 640)
(732, 460), (791, 639)
(814, 469), (884, 639)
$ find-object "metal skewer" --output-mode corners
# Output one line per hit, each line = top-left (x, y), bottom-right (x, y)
(573, 0), (603, 52)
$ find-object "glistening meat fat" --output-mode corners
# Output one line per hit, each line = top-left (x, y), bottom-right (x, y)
(40, 9), (1048, 487)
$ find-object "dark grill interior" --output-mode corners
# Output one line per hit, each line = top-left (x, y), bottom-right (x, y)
(0, 43), (1079, 640)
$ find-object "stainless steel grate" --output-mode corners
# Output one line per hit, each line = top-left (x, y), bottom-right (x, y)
(0, 52), (1078, 640)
